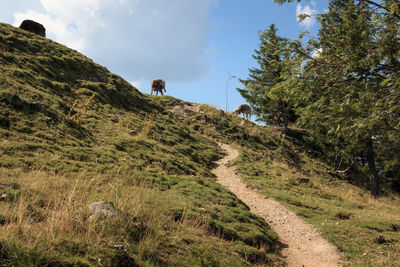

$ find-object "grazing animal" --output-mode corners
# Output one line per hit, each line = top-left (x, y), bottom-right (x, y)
(272, 112), (282, 126)
(234, 104), (251, 120)
(19, 20), (46, 37)
(151, 79), (166, 95)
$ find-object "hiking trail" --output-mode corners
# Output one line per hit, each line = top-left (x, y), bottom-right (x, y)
(212, 143), (341, 267)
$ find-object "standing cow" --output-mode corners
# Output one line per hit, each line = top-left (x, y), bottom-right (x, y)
(234, 104), (251, 120)
(151, 79), (166, 95)
(271, 112), (282, 126)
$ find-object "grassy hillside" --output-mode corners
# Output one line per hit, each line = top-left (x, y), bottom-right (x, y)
(0, 22), (221, 177)
(0, 22), (284, 266)
(2, 20), (400, 267)
(171, 103), (400, 267)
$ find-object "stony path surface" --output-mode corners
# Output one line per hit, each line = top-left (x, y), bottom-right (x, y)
(212, 143), (341, 267)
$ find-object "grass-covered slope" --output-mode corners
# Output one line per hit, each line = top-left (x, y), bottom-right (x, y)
(0, 22), (284, 266)
(0, 22), (220, 177)
(171, 103), (400, 267)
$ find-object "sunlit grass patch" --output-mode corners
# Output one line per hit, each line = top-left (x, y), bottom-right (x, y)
(0, 167), (284, 266)
(235, 146), (400, 266)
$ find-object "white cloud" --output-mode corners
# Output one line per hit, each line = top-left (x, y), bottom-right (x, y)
(129, 80), (143, 91)
(312, 48), (322, 58)
(296, 4), (317, 29)
(11, 0), (216, 83)
(13, 9), (86, 51)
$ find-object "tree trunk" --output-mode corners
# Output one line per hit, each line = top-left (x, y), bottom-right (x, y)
(280, 100), (289, 135)
(366, 138), (380, 197)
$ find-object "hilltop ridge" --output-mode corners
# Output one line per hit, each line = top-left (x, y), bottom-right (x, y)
(0, 21), (221, 176)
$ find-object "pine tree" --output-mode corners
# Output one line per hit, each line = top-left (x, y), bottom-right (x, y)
(238, 24), (296, 133)
(287, 0), (400, 196)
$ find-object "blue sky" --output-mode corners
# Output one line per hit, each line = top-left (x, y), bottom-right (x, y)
(177, 0), (327, 113)
(0, 0), (328, 117)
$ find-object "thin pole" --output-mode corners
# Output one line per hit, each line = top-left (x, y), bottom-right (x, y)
(226, 72), (235, 112)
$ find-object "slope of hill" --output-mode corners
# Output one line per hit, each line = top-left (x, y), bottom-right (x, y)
(0, 22), (284, 266)
(1, 20), (400, 267)
(166, 102), (400, 266)
(0, 22), (222, 177)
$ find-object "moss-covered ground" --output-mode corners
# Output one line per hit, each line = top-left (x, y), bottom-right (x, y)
(2, 20), (400, 267)
(181, 103), (400, 267)
(0, 22), (283, 266)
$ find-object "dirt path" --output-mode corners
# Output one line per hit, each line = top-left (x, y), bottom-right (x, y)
(212, 143), (341, 267)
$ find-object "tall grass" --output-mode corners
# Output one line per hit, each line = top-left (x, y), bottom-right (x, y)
(139, 113), (154, 137)
(0, 168), (173, 264)
(66, 92), (96, 124)
(0, 167), (283, 266)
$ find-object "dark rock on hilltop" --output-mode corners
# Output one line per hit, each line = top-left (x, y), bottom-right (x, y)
(19, 20), (46, 37)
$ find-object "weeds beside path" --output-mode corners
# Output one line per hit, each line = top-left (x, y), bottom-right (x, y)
(212, 142), (341, 267)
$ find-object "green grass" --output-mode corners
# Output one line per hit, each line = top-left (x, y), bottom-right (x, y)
(235, 147), (400, 266)
(3, 19), (400, 266)
(183, 104), (400, 266)
(0, 22), (284, 266)
(0, 168), (283, 266)
(0, 21), (222, 177)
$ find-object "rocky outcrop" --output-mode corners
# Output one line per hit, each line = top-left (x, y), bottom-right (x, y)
(19, 20), (46, 37)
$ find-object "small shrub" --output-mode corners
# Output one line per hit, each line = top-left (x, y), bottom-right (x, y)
(65, 92), (95, 124)
(139, 113), (154, 137)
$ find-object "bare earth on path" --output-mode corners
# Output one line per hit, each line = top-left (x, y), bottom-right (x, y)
(212, 143), (341, 267)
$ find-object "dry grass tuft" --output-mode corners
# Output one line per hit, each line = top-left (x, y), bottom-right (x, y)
(140, 113), (154, 137)
(66, 92), (96, 124)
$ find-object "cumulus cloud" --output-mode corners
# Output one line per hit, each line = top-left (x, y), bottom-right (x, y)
(10, 0), (216, 83)
(296, 3), (317, 29)
(13, 9), (86, 51)
(312, 48), (322, 58)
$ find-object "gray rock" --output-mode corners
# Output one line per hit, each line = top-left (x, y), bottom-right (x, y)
(89, 201), (118, 220)
(0, 194), (6, 201)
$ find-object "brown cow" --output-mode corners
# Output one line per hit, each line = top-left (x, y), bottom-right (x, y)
(19, 20), (46, 37)
(151, 79), (166, 95)
(272, 112), (282, 126)
(234, 104), (251, 120)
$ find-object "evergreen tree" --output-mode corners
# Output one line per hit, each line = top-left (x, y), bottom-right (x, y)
(238, 24), (296, 133)
(286, 0), (400, 196)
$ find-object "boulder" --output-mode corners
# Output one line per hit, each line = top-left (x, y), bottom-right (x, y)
(88, 201), (118, 220)
(19, 20), (46, 37)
